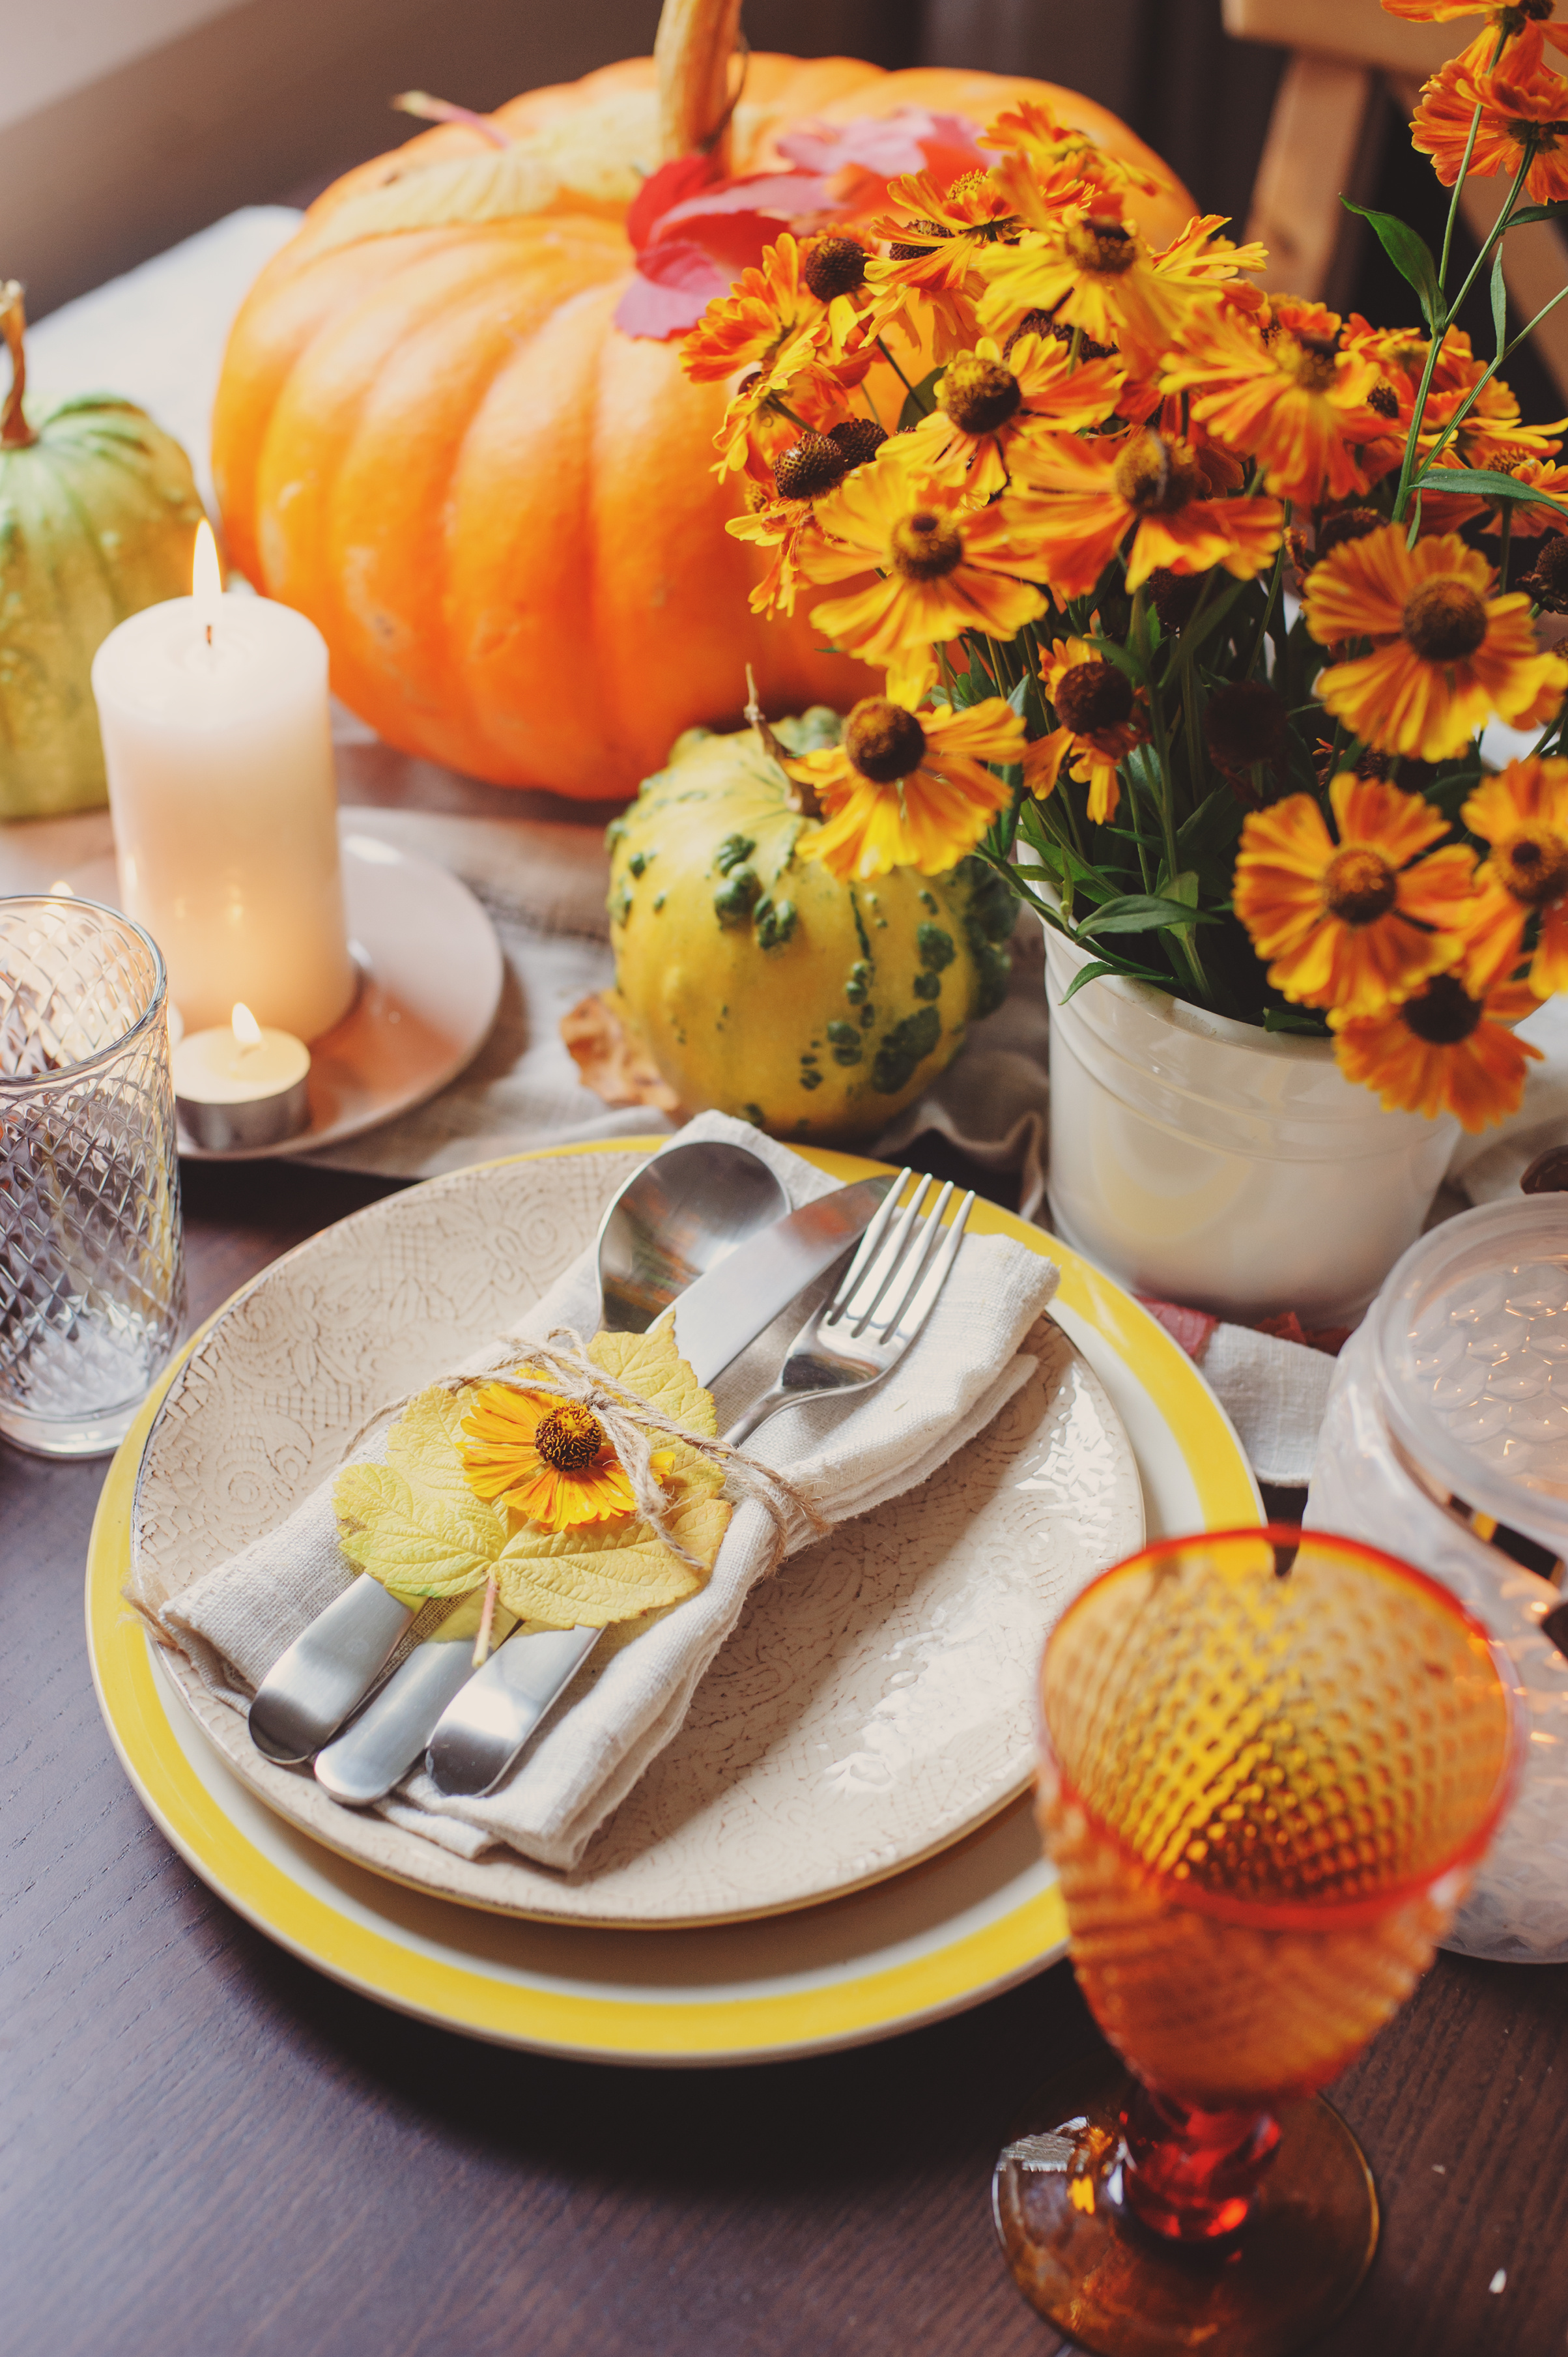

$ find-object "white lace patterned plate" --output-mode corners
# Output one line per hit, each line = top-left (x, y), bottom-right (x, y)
(129, 1147), (1143, 1927)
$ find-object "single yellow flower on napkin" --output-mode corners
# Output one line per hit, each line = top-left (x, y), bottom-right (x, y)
(333, 1326), (731, 1629)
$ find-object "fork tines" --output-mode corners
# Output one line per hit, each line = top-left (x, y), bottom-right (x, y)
(825, 1169), (976, 1343)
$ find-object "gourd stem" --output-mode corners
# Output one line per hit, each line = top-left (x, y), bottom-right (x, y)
(655, 0), (745, 168)
(1, 283), (38, 450)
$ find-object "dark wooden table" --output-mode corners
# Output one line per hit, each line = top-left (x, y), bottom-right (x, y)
(7, 1156), (1568, 2357)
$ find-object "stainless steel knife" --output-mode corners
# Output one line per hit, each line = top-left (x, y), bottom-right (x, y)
(422, 1173), (899, 1801)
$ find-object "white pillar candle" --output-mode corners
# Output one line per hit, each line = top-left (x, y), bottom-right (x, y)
(172, 1001), (311, 1150)
(91, 526), (356, 1042)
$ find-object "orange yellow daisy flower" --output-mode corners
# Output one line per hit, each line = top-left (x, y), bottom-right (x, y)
(862, 165), (1031, 358)
(461, 1384), (675, 1531)
(1331, 967), (1543, 1130)
(724, 420), (886, 617)
(799, 464), (1048, 665)
(974, 162), (1187, 369)
(899, 332), (1124, 497)
(1304, 524), (1568, 760)
(1007, 428), (1283, 599)
(1412, 28), (1568, 207)
(788, 691), (1022, 879)
(684, 235), (873, 480)
(1161, 298), (1390, 506)
(978, 97), (1165, 208)
(1233, 772), (1477, 1015)
(1026, 635), (1148, 825)
(1461, 757), (1568, 995)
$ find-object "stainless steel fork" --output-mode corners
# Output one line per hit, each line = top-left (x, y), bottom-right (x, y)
(722, 1171), (976, 1446)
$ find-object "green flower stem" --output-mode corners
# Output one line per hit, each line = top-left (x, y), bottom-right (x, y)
(875, 336), (923, 403)
(1392, 147), (1532, 524)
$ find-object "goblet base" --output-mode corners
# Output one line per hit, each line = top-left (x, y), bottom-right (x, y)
(992, 2053), (1378, 2357)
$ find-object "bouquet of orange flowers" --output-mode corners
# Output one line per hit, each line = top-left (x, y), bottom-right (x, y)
(679, 0), (1568, 1132)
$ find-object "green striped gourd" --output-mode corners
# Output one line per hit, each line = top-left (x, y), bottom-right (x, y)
(1, 282), (205, 818)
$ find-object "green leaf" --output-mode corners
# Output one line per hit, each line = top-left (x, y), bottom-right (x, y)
(1077, 893), (1221, 939)
(1176, 789), (1244, 877)
(897, 367), (946, 431)
(1490, 248), (1508, 360)
(1057, 958), (1170, 1004)
(1341, 199), (1442, 330)
(1262, 1006), (1330, 1035)
(1503, 201), (1568, 228)
(1407, 463), (1568, 517)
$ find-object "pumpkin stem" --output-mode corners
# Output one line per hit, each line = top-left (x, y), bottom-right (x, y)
(746, 664), (821, 816)
(1, 283), (37, 450)
(655, 0), (747, 169)
(392, 91), (510, 150)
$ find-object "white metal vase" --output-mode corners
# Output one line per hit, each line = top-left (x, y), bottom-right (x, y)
(1043, 925), (1459, 1324)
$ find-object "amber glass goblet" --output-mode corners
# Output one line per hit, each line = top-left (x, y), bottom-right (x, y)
(992, 1527), (1517, 2357)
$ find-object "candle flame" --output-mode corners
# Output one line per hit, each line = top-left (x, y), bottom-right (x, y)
(192, 520), (223, 639)
(231, 1001), (263, 1050)
(48, 878), (73, 895)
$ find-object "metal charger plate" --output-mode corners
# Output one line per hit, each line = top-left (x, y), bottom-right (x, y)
(89, 1142), (1261, 2063)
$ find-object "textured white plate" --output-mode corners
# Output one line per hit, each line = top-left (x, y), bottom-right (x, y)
(128, 1146), (1143, 1926)
(93, 1141), (1261, 2061)
(66, 816), (503, 1160)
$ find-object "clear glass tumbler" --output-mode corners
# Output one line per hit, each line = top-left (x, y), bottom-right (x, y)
(0, 896), (186, 1457)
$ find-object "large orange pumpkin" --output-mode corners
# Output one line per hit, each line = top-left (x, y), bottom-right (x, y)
(212, 0), (1194, 800)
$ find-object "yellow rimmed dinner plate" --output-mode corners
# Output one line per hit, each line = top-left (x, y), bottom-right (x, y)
(88, 1142), (1259, 2064)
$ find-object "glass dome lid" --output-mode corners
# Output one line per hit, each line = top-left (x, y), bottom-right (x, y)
(1371, 1197), (1568, 1563)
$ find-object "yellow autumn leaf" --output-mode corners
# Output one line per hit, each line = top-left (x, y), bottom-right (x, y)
(296, 92), (657, 258)
(333, 1321), (731, 1625)
(334, 1459), (505, 1596)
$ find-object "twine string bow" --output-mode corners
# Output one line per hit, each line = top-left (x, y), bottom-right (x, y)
(449, 1327), (829, 1572)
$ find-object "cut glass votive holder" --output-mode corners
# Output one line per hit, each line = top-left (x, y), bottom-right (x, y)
(0, 896), (186, 1457)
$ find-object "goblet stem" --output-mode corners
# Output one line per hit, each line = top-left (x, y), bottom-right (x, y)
(1119, 2083), (1281, 2241)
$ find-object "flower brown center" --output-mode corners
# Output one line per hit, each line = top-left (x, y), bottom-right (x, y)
(773, 432), (849, 500)
(802, 235), (868, 301)
(1367, 380), (1401, 420)
(1522, 532), (1568, 611)
(888, 216), (947, 259)
(1205, 681), (1288, 772)
(1323, 846), (1399, 926)
(1111, 433), (1197, 514)
(1054, 659), (1133, 736)
(846, 698), (927, 783)
(1500, 827), (1568, 907)
(1283, 332), (1340, 393)
(1402, 576), (1489, 662)
(1147, 565), (1206, 629)
(828, 418), (887, 468)
(1316, 506), (1384, 560)
(1066, 216), (1139, 276)
(535, 1401), (607, 1472)
(939, 352), (1023, 435)
(891, 509), (965, 579)
(1401, 973), (1482, 1046)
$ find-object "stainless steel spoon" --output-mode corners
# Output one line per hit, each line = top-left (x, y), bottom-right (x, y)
(272, 1140), (787, 1785)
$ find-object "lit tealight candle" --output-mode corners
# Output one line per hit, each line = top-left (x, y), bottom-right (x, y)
(91, 523), (356, 1042)
(172, 1001), (311, 1150)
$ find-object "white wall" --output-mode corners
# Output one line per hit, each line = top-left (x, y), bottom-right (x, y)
(3, 0), (249, 130)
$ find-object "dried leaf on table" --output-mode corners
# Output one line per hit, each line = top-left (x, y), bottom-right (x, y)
(562, 988), (685, 1113)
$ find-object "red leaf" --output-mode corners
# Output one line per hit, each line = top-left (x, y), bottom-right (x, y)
(614, 239), (731, 339)
(648, 169), (838, 236)
(775, 106), (984, 182)
(626, 154), (719, 253)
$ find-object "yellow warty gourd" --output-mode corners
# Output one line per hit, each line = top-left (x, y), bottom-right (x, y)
(605, 711), (1015, 1142)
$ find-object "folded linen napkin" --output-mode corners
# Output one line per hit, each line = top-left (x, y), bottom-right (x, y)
(149, 1112), (1059, 1872)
